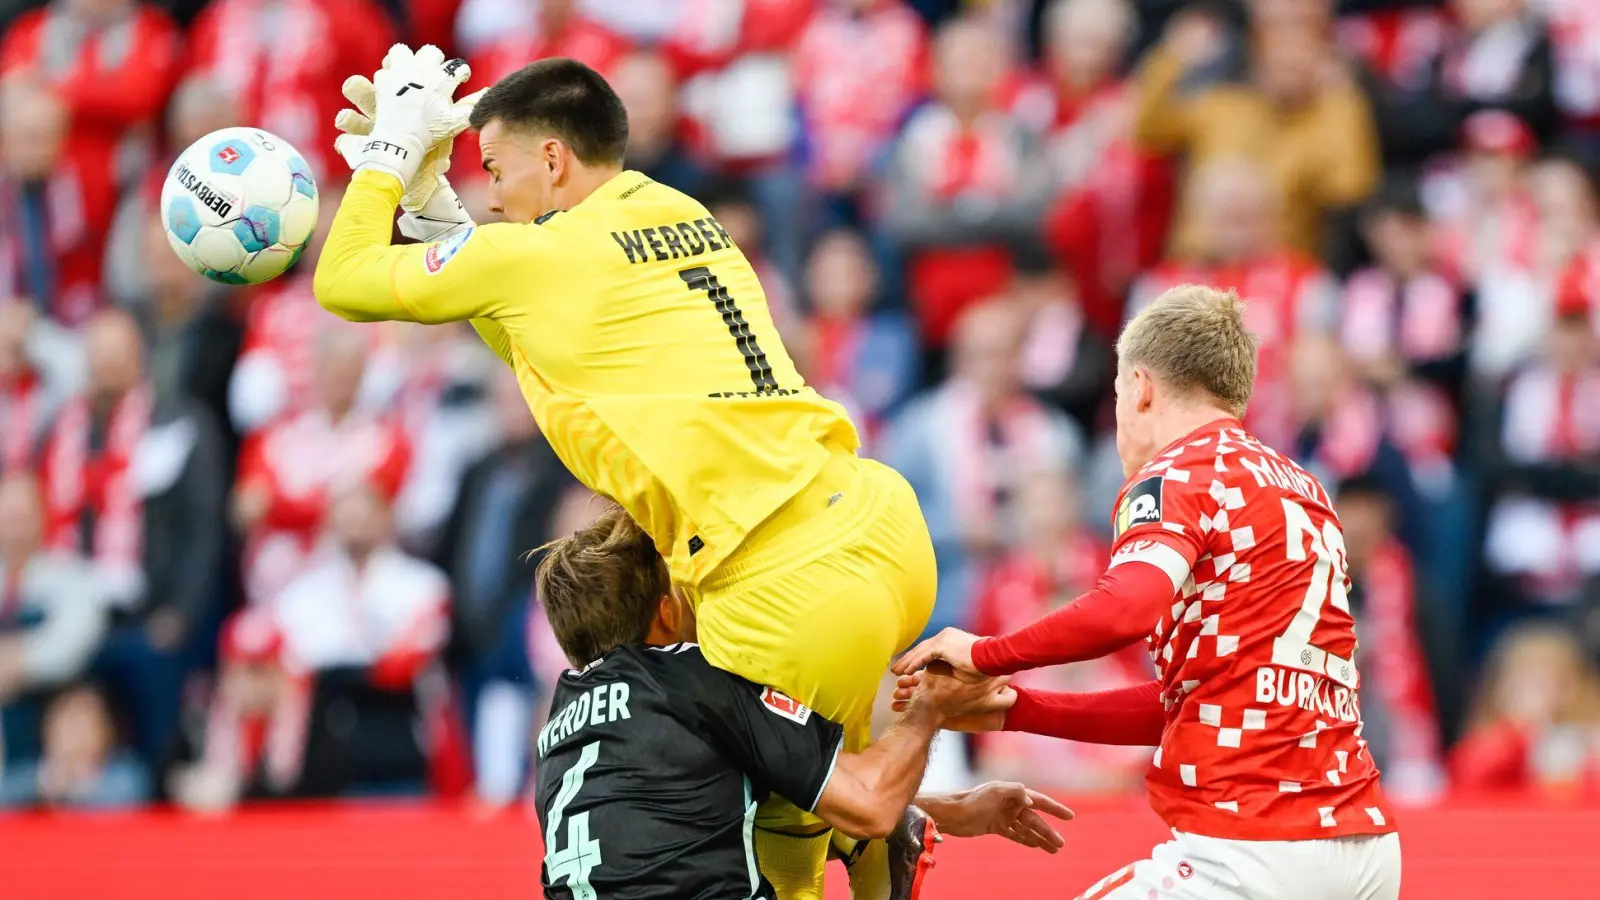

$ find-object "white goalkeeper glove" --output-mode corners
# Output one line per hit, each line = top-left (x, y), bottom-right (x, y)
(334, 69), (483, 211)
(335, 44), (473, 188)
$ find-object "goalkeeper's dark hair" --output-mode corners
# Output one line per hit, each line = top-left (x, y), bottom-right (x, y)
(470, 57), (629, 165)
(534, 502), (669, 668)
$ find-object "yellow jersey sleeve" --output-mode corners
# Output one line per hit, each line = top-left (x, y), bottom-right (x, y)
(470, 318), (514, 368)
(312, 170), (547, 327)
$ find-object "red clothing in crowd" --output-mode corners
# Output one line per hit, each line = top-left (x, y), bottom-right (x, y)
(1451, 720), (1600, 794)
(0, 369), (46, 472)
(662, 0), (814, 77)
(1485, 359), (1600, 603)
(1338, 7), (1452, 90)
(793, 0), (928, 191)
(230, 278), (362, 434)
(0, 4), (180, 325)
(406, 0), (462, 51)
(1131, 255), (1335, 450)
(459, 11), (631, 184)
(894, 104), (1028, 345)
(1432, 187), (1538, 288)
(1543, 0), (1600, 130)
(1009, 78), (1173, 337)
(39, 384), (158, 605)
(186, 0), (393, 182)
(1554, 238), (1600, 334)
(1356, 539), (1445, 799)
(1340, 267), (1466, 468)
(234, 409), (410, 605)
(467, 12), (631, 86)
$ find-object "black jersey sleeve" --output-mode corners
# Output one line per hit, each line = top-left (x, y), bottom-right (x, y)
(671, 647), (845, 812)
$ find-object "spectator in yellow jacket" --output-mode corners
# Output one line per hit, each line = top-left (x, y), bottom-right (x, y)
(1134, 13), (1380, 261)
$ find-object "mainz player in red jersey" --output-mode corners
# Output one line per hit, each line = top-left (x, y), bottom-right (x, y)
(894, 286), (1401, 900)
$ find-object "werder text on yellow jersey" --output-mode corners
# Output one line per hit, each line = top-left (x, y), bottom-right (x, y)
(314, 169), (861, 584)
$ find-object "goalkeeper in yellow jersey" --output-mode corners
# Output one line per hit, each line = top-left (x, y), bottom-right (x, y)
(314, 46), (939, 900)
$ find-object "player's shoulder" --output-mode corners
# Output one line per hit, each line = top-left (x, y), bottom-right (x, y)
(614, 641), (718, 688)
(1113, 425), (1272, 537)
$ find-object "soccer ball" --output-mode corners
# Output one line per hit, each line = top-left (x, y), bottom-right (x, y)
(160, 127), (319, 285)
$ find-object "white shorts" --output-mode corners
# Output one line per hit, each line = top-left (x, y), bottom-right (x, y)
(1074, 830), (1401, 900)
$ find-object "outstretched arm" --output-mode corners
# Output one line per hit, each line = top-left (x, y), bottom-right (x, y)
(892, 673), (1165, 747)
(970, 553), (1182, 675)
(1005, 681), (1166, 746)
(312, 171), (519, 324)
(894, 545), (1189, 680)
(917, 782), (1073, 853)
(813, 701), (941, 840)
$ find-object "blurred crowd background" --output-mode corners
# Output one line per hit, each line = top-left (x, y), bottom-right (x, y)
(2, 0), (1600, 815)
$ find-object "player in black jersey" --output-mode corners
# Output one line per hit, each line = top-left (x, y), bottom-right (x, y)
(532, 505), (1073, 900)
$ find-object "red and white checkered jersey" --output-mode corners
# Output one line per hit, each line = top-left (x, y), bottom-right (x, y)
(1110, 418), (1396, 840)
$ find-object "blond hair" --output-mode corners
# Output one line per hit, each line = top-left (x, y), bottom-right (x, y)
(534, 503), (670, 667)
(1117, 285), (1258, 417)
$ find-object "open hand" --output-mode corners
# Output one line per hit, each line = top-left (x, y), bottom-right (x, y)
(333, 59), (484, 212)
(335, 44), (474, 187)
(924, 781), (1073, 853)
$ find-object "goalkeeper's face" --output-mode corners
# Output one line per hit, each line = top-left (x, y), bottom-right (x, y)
(478, 120), (563, 224)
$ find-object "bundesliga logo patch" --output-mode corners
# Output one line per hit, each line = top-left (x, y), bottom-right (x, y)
(760, 687), (812, 725)
(423, 227), (474, 275)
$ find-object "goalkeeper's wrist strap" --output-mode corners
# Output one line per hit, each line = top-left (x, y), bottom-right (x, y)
(398, 181), (473, 242)
(399, 211), (474, 243)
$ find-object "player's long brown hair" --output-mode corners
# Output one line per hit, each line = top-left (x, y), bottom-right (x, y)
(535, 502), (670, 668)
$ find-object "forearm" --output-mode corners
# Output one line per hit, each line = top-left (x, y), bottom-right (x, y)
(817, 703), (940, 839)
(1004, 681), (1166, 746)
(913, 791), (970, 831)
(312, 170), (417, 323)
(971, 560), (1178, 676)
(1132, 49), (1191, 153)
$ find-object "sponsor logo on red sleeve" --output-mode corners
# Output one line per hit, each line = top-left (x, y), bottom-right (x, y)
(760, 687), (812, 725)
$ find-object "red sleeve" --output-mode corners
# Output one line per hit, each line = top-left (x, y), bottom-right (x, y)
(55, 10), (180, 127)
(972, 468), (1210, 675)
(238, 431), (326, 532)
(970, 552), (1182, 676)
(1004, 680), (1165, 746)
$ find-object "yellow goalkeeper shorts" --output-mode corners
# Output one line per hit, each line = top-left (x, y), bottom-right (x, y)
(687, 452), (937, 826)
